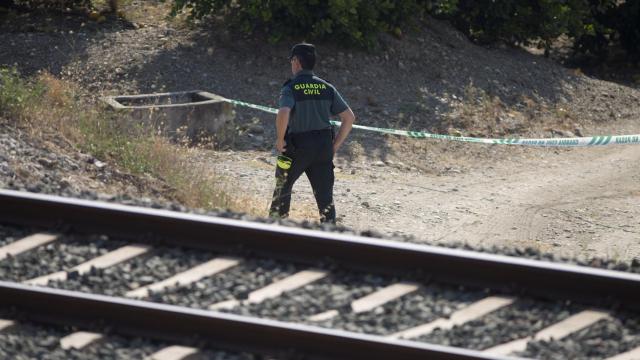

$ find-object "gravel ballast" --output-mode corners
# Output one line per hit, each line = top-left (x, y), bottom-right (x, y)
(78, 333), (266, 360)
(518, 313), (640, 360)
(417, 298), (577, 350)
(149, 257), (303, 308)
(0, 235), (124, 282)
(321, 284), (485, 335)
(0, 226), (639, 360)
(46, 246), (213, 296)
(229, 269), (392, 320)
(0, 224), (31, 248)
(0, 315), (267, 360)
(0, 321), (71, 360)
(226, 269), (487, 336)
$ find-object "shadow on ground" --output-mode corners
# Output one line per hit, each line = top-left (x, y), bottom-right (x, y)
(0, 10), (134, 76)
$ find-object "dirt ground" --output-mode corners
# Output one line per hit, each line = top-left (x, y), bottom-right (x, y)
(1, 5), (638, 262)
(197, 121), (640, 262)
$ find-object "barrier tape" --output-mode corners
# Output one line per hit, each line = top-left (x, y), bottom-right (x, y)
(224, 98), (640, 147)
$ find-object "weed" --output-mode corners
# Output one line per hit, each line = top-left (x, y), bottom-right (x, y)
(0, 68), (45, 124)
(447, 82), (506, 135)
(0, 67), (249, 213)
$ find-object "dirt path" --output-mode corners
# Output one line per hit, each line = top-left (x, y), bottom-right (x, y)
(414, 143), (640, 261)
(202, 138), (639, 262)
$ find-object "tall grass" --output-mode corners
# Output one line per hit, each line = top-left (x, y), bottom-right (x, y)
(0, 67), (238, 211)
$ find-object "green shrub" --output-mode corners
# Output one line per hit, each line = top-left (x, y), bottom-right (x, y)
(614, 0), (640, 61)
(7, 0), (90, 10)
(1, 68), (238, 211)
(565, 0), (617, 61)
(170, 0), (635, 59)
(170, 0), (429, 47)
(434, 0), (614, 52)
(430, 0), (640, 62)
(0, 67), (45, 122)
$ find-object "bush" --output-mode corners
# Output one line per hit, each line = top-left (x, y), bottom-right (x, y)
(434, 0), (614, 52)
(565, 0), (617, 61)
(434, 0), (640, 62)
(0, 67), (45, 123)
(171, 0), (429, 47)
(614, 0), (640, 61)
(1, 68), (240, 211)
(170, 0), (603, 49)
(171, 0), (639, 61)
(6, 0), (90, 10)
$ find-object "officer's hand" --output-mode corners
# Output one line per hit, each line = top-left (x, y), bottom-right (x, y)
(276, 138), (287, 153)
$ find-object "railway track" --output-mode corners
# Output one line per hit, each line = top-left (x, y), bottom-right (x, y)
(0, 189), (639, 360)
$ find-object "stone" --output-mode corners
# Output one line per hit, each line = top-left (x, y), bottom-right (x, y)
(247, 123), (264, 134)
(37, 158), (57, 169)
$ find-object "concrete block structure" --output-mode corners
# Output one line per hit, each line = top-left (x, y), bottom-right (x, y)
(104, 91), (234, 142)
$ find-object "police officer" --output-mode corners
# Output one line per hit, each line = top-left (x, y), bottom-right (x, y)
(269, 43), (356, 224)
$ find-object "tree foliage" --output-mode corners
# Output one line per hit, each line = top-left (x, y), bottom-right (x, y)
(4, 0), (90, 10)
(613, 0), (640, 61)
(171, 0), (639, 62)
(171, 0), (431, 46)
(439, 1), (598, 45)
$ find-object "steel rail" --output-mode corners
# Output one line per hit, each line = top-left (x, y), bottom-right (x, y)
(0, 281), (513, 360)
(1, 189), (639, 310)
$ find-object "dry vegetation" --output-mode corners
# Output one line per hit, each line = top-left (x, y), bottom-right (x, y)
(0, 67), (273, 214)
(441, 83), (581, 139)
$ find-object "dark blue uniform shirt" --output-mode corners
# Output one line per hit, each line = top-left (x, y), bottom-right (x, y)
(279, 70), (349, 134)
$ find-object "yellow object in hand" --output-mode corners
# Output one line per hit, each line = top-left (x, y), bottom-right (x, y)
(277, 155), (292, 170)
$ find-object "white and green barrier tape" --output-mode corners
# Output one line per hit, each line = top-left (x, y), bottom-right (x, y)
(224, 98), (640, 147)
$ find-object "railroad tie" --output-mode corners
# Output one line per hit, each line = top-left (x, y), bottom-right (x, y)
(57, 254), (255, 354)
(145, 345), (200, 360)
(483, 309), (611, 356)
(308, 282), (420, 322)
(0, 280), (535, 360)
(209, 269), (328, 310)
(606, 346), (640, 360)
(30, 244), (154, 351)
(125, 257), (240, 298)
(23, 244), (152, 286)
(0, 233), (58, 261)
(0, 319), (16, 332)
(59, 331), (104, 350)
(387, 296), (515, 340)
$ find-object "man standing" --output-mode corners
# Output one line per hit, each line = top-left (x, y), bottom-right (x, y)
(269, 43), (356, 224)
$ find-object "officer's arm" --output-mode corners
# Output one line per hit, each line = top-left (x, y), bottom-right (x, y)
(333, 108), (355, 154)
(275, 107), (291, 152)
